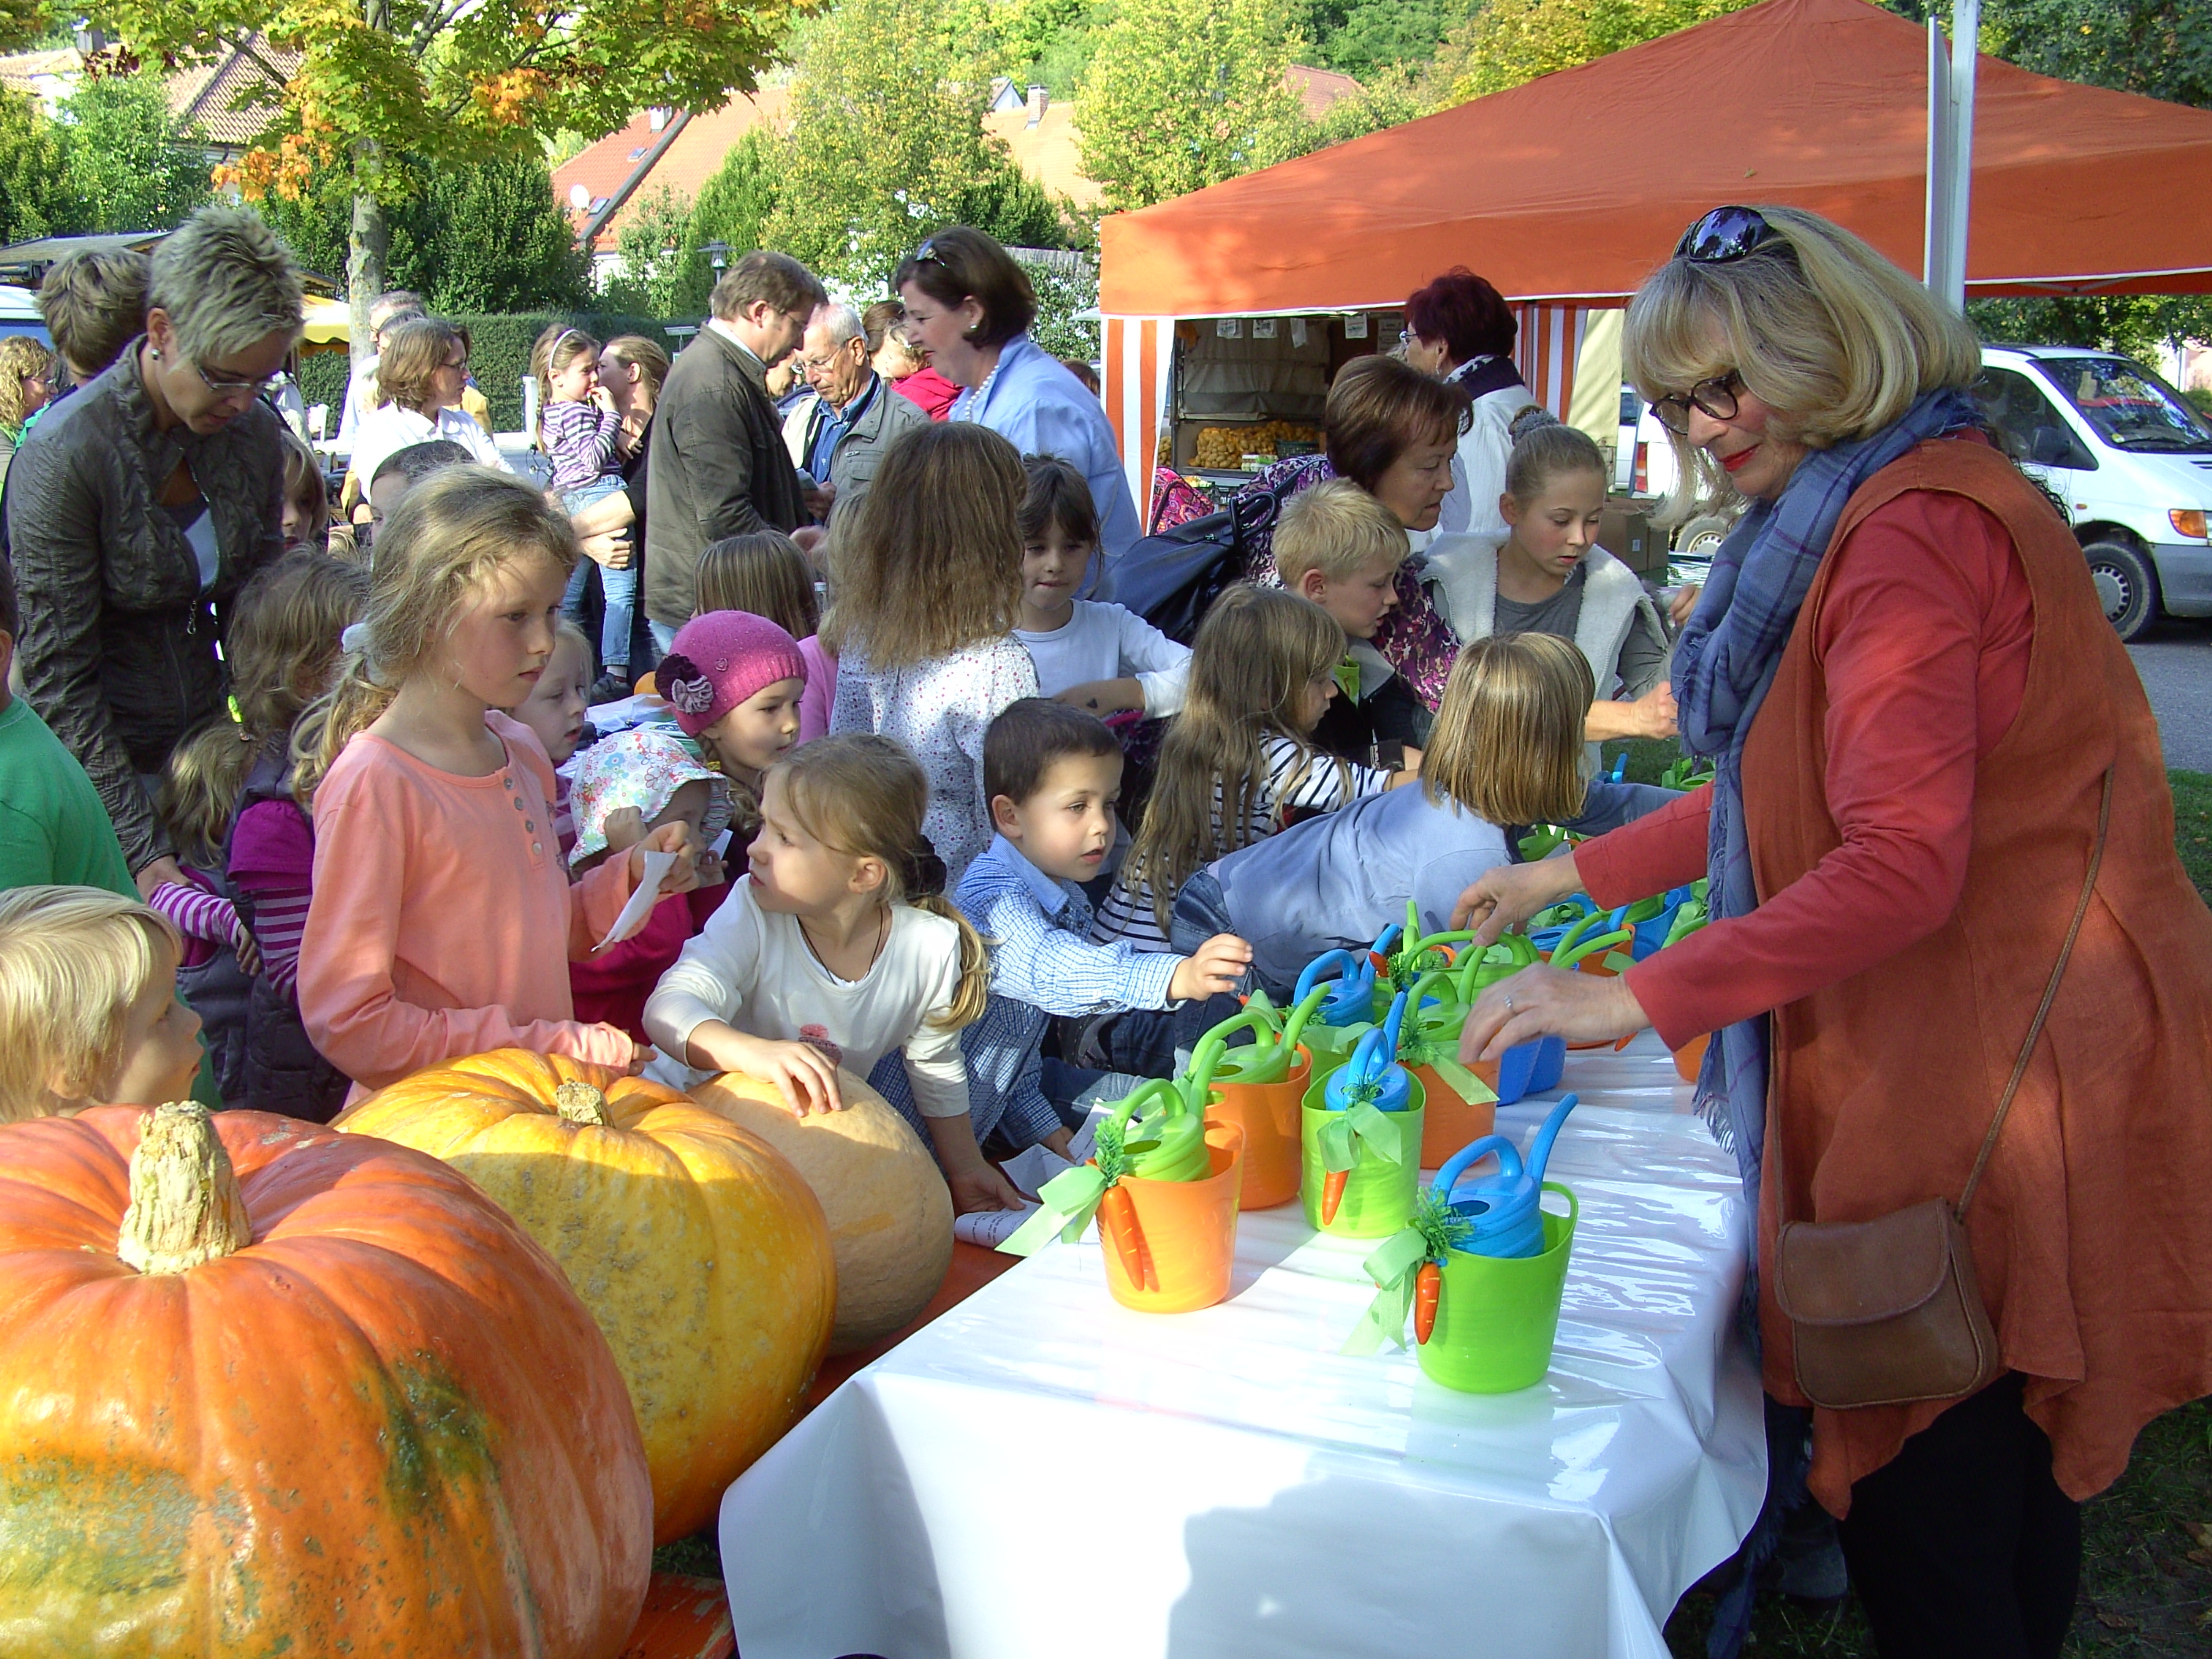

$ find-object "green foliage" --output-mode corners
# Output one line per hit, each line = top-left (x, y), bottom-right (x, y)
(1024, 258), (1100, 361)
(1311, 69), (1426, 145)
(1429, 0), (1762, 104)
(0, 85), (72, 244)
(1298, 0), (1463, 79)
(1979, 0), (2212, 108)
(1971, 295), (2212, 360)
(939, 0), (1096, 82)
(598, 185), (713, 320)
(56, 69), (211, 233)
(261, 155), (590, 309)
(764, 0), (1079, 288)
(0, 0), (53, 53)
(1075, 0), (1313, 212)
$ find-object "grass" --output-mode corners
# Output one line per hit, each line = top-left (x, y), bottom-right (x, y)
(660, 751), (2212, 1647)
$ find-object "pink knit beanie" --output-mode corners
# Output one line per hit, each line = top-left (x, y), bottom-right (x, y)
(657, 610), (808, 736)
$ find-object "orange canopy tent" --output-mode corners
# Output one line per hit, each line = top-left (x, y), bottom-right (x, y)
(1097, 0), (2212, 504)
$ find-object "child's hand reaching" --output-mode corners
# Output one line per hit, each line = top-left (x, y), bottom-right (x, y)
(686, 1023), (844, 1115)
(1169, 932), (1251, 1002)
(231, 919), (262, 978)
(630, 822), (706, 895)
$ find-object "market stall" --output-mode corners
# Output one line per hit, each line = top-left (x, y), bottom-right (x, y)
(1096, 0), (2212, 520)
(720, 1029), (1763, 1659)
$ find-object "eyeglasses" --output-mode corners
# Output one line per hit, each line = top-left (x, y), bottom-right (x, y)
(1650, 370), (1745, 434)
(193, 360), (281, 398)
(1675, 204), (1785, 264)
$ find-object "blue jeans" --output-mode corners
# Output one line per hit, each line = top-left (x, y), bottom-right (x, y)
(561, 478), (635, 673)
(649, 617), (679, 657)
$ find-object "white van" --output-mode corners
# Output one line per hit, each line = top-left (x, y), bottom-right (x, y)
(1974, 344), (2212, 640)
(0, 284), (48, 345)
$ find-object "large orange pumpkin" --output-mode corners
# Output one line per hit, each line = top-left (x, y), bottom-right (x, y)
(337, 1049), (837, 1543)
(0, 1102), (652, 1657)
(690, 1068), (954, 1353)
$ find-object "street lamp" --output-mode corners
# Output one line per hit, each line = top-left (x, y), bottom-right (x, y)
(701, 240), (730, 273)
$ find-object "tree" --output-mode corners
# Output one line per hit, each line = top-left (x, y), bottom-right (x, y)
(1428, 0), (1761, 104)
(0, 86), (75, 244)
(95, 0), (806, 361)
(57, 70), (212, 233)
(597, 185), (708, 319)
(1075, 0), (1313, 213)
(764, 0), (1079, 289)
(1979, 0), (2211, 108)
(1024, 258), (1099, 361)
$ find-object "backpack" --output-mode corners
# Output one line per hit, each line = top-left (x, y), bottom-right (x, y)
(1111, 493), (1265, 646)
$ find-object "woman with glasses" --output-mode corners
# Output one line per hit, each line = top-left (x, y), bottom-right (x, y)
(2, 205), (303, 905)
(893, 227), (1141, 580)
(1447, 205), (2212, 1657)
(343, 317), (509, 501)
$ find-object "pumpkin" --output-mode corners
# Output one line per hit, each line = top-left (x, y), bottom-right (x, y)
(690, 1068), (954, 1353)
(337, 1049), (837, 1543)
(0, 1102), (651, 1657)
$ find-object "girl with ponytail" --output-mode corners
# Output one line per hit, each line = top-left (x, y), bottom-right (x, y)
(645, 733), (1027, 1215)
(294, 466), (705, 1101)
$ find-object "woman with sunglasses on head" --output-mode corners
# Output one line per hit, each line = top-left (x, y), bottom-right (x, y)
(1448, 205), (2212, 1659)
(893, 228), (1141, 583)
(2, 205), (305, 908)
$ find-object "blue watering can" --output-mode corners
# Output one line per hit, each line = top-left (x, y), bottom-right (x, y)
(1430, 1093), (1580, 1258)
(1529, 895), (1597, 955)
(1613, 885), (1697, 961)
(1296, 947), (1381, 1028)
(1321, 993), (1414, 1114)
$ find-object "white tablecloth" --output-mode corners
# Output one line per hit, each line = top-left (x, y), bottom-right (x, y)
(720, 1031), (1765, 1659)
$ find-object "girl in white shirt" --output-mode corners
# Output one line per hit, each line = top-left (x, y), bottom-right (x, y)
(644, 733), (1027, 1214)
(1013, 456), (1191, 717)
(828, 423), (1039, 884)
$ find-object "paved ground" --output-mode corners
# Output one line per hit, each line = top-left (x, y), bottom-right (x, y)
(2129, 617), (2212, 774)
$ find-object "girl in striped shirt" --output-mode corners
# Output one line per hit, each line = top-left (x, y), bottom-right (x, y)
(1091, 584), (1419, 953)
(533, 325), (638, 696)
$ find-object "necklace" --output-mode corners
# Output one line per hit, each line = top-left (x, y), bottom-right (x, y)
(799, 906), (889, 982)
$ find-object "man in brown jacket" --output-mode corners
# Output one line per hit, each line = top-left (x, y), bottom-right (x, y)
(643, 251), (826, 649)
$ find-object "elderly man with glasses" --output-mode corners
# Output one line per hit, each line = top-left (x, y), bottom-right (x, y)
(783, 300), (925, 529)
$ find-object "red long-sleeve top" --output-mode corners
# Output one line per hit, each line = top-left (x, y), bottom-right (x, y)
(1578, 489), (2036, 1048)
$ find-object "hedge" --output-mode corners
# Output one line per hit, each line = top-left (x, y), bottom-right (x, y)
(299, 311), (689, 437)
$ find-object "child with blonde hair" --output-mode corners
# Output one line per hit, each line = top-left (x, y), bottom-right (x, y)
(1272, 478), (1426, 767)
(826, 423), (1039, 883)
(0, 887), (204, 1122)
(503, 617), (594, 849)
(645, 733), (1027, 1214)
(1179, 632), (1672, 992)
(1092, 584), (1415, 953)
(151, 718), (262, 1100)
(695, 531), (833, 744)
(295, 467), (705, 1100)
(533, 324), (638, 698)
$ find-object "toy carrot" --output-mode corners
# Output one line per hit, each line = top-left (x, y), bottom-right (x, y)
(1321, 1166), (1350, 1225)
(1414, 1261), (1442, 1345)
(1090, 1118), (1155, 1290)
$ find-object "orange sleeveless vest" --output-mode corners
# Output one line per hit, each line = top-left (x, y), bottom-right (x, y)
(1742, 438), (2212, 1515)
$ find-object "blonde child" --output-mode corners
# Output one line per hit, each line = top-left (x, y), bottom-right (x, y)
(566, 726), (734, 1041)
(295, 466), (704, 1100)
(504, 618), (594, 850)
(826, 423), (1039, 884)
(278, 427), (350, 559)
(222, 553), (370, 1121)
(645, 734), (1028, 1214)
(0, 887), (204, 1122)
(1179, 633), (1672, 994)
(695, 532), (833, 744)
(1272, 479), (1427, 767)
(1092, 584), (1415, 952)
(1013, 456), (1191, 718)
(152, 718), (262, 1101)
(657, 609), (808, 863)
(533, 324), (637, 697)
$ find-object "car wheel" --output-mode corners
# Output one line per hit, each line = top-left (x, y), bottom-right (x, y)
(1675, 514), (1734, 558)
(2082, 538), (2159, 642)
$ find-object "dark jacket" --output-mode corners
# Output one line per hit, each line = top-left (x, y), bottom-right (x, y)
(2, 342), (285, 872)
(643, 326), (807, 628)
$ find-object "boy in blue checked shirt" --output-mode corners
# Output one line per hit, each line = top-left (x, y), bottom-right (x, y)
(949, 699), (1250, 1159)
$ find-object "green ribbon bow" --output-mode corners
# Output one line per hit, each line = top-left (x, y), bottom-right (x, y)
(1316, 1097), (1407, 1174)
(997, 1079), (1205, 1257)
(1393, 1035), (1493, 1104)
(1341, 1225), (1430, 1355)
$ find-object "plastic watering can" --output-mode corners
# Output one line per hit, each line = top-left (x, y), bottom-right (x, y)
(1547, 908), (1634, 973)
(1529, 895), (1598, 954)
(1295, 947), (1382, 1029)
(1321, 993), (1414, 1115)
(1190, 986), (1328, 1092)
(1430, 1093), (1580, 1259)
(1105, 1078), (1214, 1184)
(1612, 886), (1697, 961)
(1452, 932), (1542, 1002)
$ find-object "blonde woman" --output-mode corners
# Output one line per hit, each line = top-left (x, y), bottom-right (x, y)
(0, 335), (52, 488)
(1452, 205), (2212, 1656)
(344, 317), (508, 499)
(824, 422), (1040, 882)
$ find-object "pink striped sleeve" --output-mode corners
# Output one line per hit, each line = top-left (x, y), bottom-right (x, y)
(151, 881), (238, 943)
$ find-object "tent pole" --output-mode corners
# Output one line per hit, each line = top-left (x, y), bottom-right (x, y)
(1924, 0), (1979, 312)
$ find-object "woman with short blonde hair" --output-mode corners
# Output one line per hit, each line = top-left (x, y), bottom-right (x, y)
(1450, 204), (2212, 1656)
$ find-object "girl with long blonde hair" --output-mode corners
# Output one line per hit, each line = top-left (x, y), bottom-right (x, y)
(824, 422), (1039, 881)
(644, 733), (1025, 1214)
(1093, 584), (1415, 950)
(293, 467), (705, 1101)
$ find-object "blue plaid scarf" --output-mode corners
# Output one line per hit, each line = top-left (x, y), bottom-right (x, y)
(1672, 389), (1983, 1209)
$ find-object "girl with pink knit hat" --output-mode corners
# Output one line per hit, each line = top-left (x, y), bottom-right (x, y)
(655, 609), (809, 858)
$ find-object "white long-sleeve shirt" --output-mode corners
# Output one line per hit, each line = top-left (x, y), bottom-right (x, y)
(643, 876), (972, 1116)
(1014, 599), (1193, 716)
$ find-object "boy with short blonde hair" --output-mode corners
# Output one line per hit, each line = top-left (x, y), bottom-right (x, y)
(1271, 479), (1426, 768)
(0, 886), (205, 1122)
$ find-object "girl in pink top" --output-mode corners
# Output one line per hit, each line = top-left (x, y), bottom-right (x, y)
(295, 467), (705, 1097)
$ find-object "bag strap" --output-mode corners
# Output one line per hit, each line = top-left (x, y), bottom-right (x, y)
(1956, 766), (2114, 1219)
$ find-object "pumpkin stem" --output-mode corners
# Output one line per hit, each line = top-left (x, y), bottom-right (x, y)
(117, 1102), (251, 1274)
(553, 1079), (613, 1127)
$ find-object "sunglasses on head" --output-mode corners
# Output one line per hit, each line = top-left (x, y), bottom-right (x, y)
(1675, 204), (1786, 264)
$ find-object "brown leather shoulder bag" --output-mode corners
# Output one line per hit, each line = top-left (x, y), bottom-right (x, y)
(1772, 771), (2112, 1410)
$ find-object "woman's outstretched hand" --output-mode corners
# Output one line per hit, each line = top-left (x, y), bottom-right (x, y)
(1450, 855), (1585, 945)
(1457, 965), (1650, 1064)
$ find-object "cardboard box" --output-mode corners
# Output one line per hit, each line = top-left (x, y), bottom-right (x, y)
(1601, 496), (1667, 576)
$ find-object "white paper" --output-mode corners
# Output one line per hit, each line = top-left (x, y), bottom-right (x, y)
(1344, 312), (1370, 339)
(1216, 317), (1242, 338)
(1290, 318), (1309, 349)
(1251, 317), (1278, 339)
(597, 848), (677, 950)
(952, 1205), (1038, 1249)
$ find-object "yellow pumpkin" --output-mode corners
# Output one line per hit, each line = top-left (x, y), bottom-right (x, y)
(336, 1049), (836, 1544)
(690, 1069), (953, 1353)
